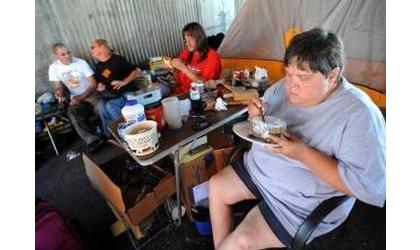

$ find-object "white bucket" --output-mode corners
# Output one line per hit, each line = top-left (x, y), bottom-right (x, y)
(123, 120), (159, 156)
(122, 100), (145, 124)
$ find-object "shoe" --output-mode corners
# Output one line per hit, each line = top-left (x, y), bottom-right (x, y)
(87, 138), (105, 153)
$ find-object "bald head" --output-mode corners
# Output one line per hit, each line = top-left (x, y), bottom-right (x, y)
(52, 43), (72, 65)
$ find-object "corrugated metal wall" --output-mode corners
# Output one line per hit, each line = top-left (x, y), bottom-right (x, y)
(36, 0), (246, 95)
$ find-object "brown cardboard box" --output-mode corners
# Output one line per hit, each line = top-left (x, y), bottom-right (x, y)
(208, 128), (234, 172)
(212, 146), (234, 172)
(126, 171), (175, 225)
(82, 143), (176, 238)
(180, 129), (235, 219)
(83, 129), (234, 231)
(181, 156), (214, 220)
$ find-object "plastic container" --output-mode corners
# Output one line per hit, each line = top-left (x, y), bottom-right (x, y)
(161, 97), (183, 130)
(35, 120), (43, 134)
(123, 120), (159, 156)
(191, 205), (212, 236)
(250, 115), (287, 139)
(193, 220), (212, 236)
(40, 102), (51, 112)
(121, 100), (145, 124)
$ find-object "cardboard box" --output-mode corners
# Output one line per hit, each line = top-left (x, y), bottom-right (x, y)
(83, 143), (176, 228)
(181, 155), (215, 220)
(179, 129), (235, 219)
(83, 129), (235, 227)
(212, 146), (234, 172)
(125, 170), (175, 225)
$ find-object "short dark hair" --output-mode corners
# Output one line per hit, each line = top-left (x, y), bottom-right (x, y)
(284, 28), (345, 84)
(182, 22), (209, 63)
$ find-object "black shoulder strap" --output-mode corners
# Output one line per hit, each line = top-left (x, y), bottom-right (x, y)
(291, 195), (351, 250)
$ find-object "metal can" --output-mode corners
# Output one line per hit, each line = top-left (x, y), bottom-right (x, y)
(145, 101), (166, 131)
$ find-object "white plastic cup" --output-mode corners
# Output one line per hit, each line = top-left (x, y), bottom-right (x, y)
(162, 96), (183, 130)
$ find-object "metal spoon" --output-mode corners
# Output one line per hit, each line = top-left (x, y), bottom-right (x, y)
(260, 97), (266, 122)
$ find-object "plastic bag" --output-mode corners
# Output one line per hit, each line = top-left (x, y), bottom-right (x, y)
(37, 92), (55, 104)
(66, 150), (80, 161)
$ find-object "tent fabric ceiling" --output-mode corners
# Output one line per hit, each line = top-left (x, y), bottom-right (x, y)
(218, 0), (386, 92)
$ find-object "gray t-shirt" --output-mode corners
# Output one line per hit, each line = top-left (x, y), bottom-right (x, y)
(243, 78), (386, 241)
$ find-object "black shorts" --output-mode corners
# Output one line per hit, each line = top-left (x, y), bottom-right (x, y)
(231, 156), (293, 247)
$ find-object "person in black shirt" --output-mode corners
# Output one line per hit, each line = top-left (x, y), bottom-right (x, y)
(91, 39), (140, 137)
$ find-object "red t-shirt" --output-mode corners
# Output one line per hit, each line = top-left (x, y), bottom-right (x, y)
(174, 48), (221, 94)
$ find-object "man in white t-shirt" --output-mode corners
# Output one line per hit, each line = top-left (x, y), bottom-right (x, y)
(48, 43), (104, 152)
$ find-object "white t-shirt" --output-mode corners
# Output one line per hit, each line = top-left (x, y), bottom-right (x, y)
(48, 57), (94, 97)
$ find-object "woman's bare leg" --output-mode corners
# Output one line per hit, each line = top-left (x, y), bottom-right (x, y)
(209, 166), (256, 249)
(218, 206), (285, 250)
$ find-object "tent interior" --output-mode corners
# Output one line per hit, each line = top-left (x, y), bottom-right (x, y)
(218, 0), (385, 107)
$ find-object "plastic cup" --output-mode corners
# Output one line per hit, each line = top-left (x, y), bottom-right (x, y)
(161, 96), (183, 130)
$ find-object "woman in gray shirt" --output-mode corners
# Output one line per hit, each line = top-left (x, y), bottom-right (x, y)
(209, 28), (385, 249)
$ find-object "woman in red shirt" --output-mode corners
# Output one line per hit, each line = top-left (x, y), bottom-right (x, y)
(164, 22), (221, 94)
